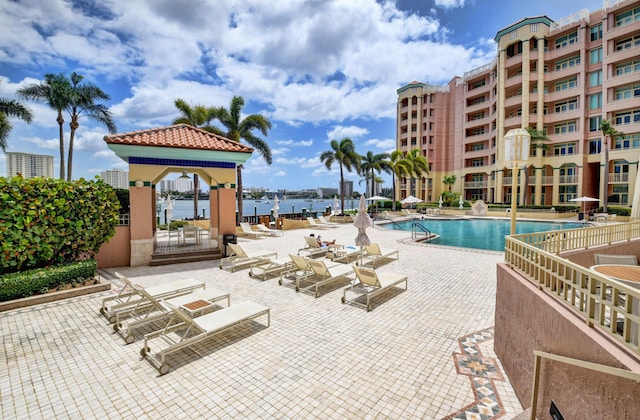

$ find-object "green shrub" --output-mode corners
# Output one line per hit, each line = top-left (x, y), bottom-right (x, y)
(0, 260), (97, 302)
(0, 176), (120, 274)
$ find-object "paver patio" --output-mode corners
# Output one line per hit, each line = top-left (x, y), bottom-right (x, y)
(0, 223), (523, 419)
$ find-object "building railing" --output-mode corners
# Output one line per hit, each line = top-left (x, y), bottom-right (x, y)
(505, 222), (640, 354)
(549, 9), (589, 32)
(609, 172), (630, 183)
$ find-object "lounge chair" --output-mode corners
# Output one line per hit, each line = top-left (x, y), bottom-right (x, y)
(100, 273), (205, 323)
(330, 245), (361, 263)
(306, 217), (332, 229)
(141, 300), (270, 375)
(318, 215), (340, 228)
(113, 287), (230, 344)
(594, 254), (638, 265)
(401, 209), (419, 218)
(303, 259), (355, 297)
(279, 254), (315, 288)
(359, 243), (399, 268)
(255, 223), (283, 236)
(297, 236), (335, 258)
(249, 255), (292, 280)
(342, 266), (408, 311)
(239, 222), (269, 239)
(220, 243), (277, 272)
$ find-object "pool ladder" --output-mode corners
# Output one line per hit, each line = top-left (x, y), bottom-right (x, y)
(411, 222), (432, 242)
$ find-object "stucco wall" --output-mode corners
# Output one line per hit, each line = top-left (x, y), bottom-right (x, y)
(560, 238), (640, 269)
(95, 225), (131, 268)
(495, 263), (640, 418)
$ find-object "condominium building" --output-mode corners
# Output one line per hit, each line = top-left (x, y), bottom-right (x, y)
(100, 169), (129, 189)
(5, 152), (54, 179)
(396, 0), (640, 209)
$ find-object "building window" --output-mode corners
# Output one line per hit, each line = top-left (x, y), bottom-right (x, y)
(471, 158), (484, 167)
(470, 127), (485, 136)
(555, 55), (581, 71)
(554, 121), (577, 134)
(589, 48), (602, 64)
(555, 99), (578, 113)
(589, 139), (601, 154)
(614, 133), (640, 149)
(558, 185), (577, 203)
(589, 93), (602, 110)
(614, 84), (640, 100)
(554, 143), (576, 156)
(615, 34), (640, 51)
(615, 6), (640, 27)
(615, 59), (640, 75)
(614, 109), (640, 125)
(555, 77), (577, 92)
(590, 24), (602, 41)
(589, 70), (602, 87)
(555, 32), (578, 49)
(530, 24), (538, 33)
(509, 30), (517, 40)
(589, 116), (602, 132)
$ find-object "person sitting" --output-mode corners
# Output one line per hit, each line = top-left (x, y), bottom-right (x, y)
(316, 235), (336, 247)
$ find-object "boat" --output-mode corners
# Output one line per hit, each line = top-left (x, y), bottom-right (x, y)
(262, 195), (269, 204)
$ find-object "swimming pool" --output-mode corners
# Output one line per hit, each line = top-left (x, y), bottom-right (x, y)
(384, 218), (584, 251)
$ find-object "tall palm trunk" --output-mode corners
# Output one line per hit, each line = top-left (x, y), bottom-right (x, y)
(603, 138), (609, 213)
(339, 164), (345, 213)
(236, 165), (244, 223)
(392, 173), (397, 211)
(67, 117), (79, 181)
(57, 111), (65, 179)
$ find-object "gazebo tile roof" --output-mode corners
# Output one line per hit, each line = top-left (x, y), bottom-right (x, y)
(103, 124), (253, 153)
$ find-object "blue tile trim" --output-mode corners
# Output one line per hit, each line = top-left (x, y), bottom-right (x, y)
(129, 157), (235, 169)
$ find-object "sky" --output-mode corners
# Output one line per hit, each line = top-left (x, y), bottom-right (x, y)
(0, 0), (604, 192)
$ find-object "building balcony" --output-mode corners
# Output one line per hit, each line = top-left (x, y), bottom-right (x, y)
(607, 18), (640, 40)
(504, 95), (523, 108)
(467, 82), (491, 96)
(540, 176), (554, 185)
(464, 180), (489, 188)
(610, 120), (640, 136)
(608, 172), (629, 183)
(465, 101), (491, 114)
(504, 74), (523, 89)
(542, 88), (580, 104)
(504, 53), (523, 68)
(464, 131), (492, 143)
(608, 70), (640, 88)
(503, 115), (522, 129)
(544, 43), (583, 62)
(558, 175), (579, 184)
(547, 131), (583, 143)
(607, 44), (640, 63)
(544, 109), (582, 124)
(605, 96), (640, 114)
(463, 148), (490, 159)
(465, 114), (494, 128)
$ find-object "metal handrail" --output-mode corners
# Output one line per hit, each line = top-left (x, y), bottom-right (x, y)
(412, 222), (432, 242)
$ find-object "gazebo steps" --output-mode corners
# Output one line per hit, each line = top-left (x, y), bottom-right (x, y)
(150, 249), (222, 266)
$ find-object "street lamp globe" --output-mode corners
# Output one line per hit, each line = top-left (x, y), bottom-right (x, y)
(504, 128), (531, 235)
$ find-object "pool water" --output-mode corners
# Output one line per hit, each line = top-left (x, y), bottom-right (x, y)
(385, 218), (584, 251)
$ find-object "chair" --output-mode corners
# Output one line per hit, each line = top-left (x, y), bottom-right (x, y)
(180, 226), (201, 246)
(318, 215), (340, 228)
(306, 217), (331, 229)
(298, 236), (333, 258)
(113, 287), (230, 344)
(401, 209), (419, 218)
(342, 266), (408, 311)
(359, 243), (399, 268)
(249, 255), (292, 280)
(255, 223), (283, 236)
(100, 273), (206, 324)
(140, 300), (270, 375)
(594, 254), (638, 266)
(279, 254), (315, 288)
(219, 243), (277, 272)
(303, 259), (355, 297)
(239, 222), (269, 239)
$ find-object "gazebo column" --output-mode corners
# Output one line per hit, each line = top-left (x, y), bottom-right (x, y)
(129, 180), (154, 266)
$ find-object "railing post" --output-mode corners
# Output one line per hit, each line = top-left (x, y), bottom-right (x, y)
(530, 353), (541, 420)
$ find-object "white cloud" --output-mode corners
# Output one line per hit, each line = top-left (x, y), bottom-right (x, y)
(326, 126), (369, 141)
(275, 139), (313, 146)
(435, 0), (467, 9)
(365, 138), (396, 149)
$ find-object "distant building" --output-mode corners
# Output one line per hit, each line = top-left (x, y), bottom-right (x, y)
(5, 152), (54, 178)
(342, 180), (353, 197)
(100, 169), (129, 189)
(174, 177), (193, 193)
(316, 187), (339, 198)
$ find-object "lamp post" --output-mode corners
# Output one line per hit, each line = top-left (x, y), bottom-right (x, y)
(504, 129), (531, 235)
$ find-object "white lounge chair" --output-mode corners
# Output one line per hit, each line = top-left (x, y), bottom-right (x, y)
(306, 217), (332, 229)
(318, 215), (340, 228)
(303, 259), (355, 297)
(141, 300), (270, 375)
(239, 222), (269, 239)
(100, 273), (205, 323)
(279, 254), (315, 288)
(255, 223), (283, 236)
(220, 243), (277, 272)
(359, 243), (399, 268)
(342, 266), (408, 311)
(249, 255), (292, 280)
(297, 236), (336, 258)
(113, 287), (230, 344)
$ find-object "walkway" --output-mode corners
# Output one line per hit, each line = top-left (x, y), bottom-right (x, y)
(0, 224), (523, 419)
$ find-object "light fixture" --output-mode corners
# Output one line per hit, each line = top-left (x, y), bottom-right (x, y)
(224, 182), (231, 190)
(135, 180), (144, 188)
(179, 170), (190, 179)
(504, 128), (531, 235)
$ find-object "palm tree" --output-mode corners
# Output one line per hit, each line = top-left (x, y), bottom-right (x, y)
(0, 94), (33, 152)
(389, 150), (412, 211)
(443, 175), (457, 192)
(213, 96), (272, 222)
(523, 126), (549, 205)
(600, 119), (624, 212)
(66, 72), (116, 180)
(320, 138), (360, 214)
(173, 99), (222, 218)
(359, 151), (391, 198)
(403, 148), (428, 198)
(18, 73), (72, 179)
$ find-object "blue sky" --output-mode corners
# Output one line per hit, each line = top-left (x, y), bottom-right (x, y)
(0, 0), (603, 191)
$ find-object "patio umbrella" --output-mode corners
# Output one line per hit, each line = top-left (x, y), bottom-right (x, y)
(333, 196), (340, 215)
(439, 195), (443, 209)
(353, 195), (374, 264)
(569, 196), (600, 217)
(272, 195), (279, 219)
(365, 195), (391, 215)
(401, 195), (422, 209)
(459, 196), (464, 210)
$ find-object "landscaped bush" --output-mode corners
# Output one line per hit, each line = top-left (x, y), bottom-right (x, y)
(0, 260), (97, 302)
(0, 176), (120, 274)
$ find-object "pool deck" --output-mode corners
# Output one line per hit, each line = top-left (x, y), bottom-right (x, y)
(0, 223), (524, 419)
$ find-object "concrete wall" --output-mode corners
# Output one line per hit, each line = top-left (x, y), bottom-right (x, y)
(95, 226), (131, 268)
(561, 238), (640, 269)
(495, 263), (640, 418)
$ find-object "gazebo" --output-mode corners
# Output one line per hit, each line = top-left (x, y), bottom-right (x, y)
(103, 124), (253, 266)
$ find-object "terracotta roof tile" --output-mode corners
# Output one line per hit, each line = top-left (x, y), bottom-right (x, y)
(103, 124), (254, 153)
